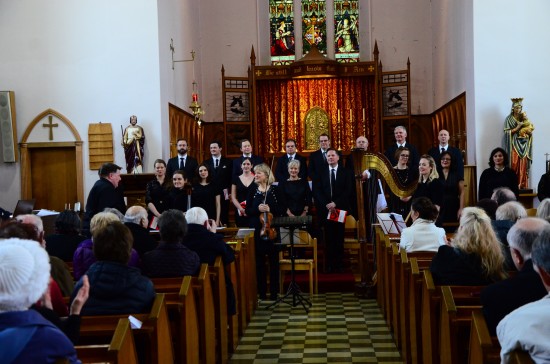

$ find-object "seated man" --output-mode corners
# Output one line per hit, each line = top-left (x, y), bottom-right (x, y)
(142, 209), (200, 277)
(0, 238), (79, 363)
(124, 205), (157, 257)
(183, 207), (236, 315)
(491, 187), (517, 206)
(497, 224), (550, 363)
(481, 217), (549, 334)
(71, 220), (155, 315)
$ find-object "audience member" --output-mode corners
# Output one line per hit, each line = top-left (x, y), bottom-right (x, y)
(399, 197), (447, 252)
(45, 209), (86, 262)
(71, 220), (155, 315)
(430, 207), (507, 285)
(478, 147), (519, 201)
(476, 198), (498, 220)
(142, 209), (200, 277)
(82, 162), (126, 236)
(491, 187), (517, 206)
(0, 238), (79, 363)
(183, 207), (236, 314)
(481, 218), (549, 335)
(497, 225), (550, 363)
(536, 198), (550, 221)
(537, 171), (550, 202)
(124, 205), (156, 257)
(493, 202), (528, 270)
(73, 211), (140, 281)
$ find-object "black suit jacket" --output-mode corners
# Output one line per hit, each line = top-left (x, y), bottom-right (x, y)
(384, 142), (420, 168)
(313, 165), (353, 216)
(308, 149), (343, 183)
(480, 260), (547, 335)
(274, 153), (307, 182)
(166, 155), (199, 181)
(232, 154), (264, 179)
(204, 156), (233, 190)
(428, 145), (464, 180)
(82, 178), (126, 235)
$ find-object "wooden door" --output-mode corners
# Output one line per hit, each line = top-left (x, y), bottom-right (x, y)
(30, 147), (77, 211)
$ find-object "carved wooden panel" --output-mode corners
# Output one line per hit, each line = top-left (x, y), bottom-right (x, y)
(88, 123), (113, 170)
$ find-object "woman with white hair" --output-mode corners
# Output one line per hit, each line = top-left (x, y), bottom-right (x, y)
(430, 207), (507, 285)
(0, 238), (80, 362)
(536, 198), (550, 221)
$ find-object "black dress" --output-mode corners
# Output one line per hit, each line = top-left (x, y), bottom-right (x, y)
(438, 170), (462, 226)
(388, 167), (416, 217)
(279, 178), (311, 216)
(478, 167), (519, 200)
(145, 178), (170, 218)
(413, 178), (444, 208)
(232, 175), (255, 227)
(168, 187), (190, 212)
(191, 182), (219, 220)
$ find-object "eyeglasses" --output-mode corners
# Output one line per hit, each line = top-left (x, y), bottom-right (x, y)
(400, 154), (409, 157)
(441, 158), (451, 161)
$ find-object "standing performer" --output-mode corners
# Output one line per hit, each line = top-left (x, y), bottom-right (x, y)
(121, 115), (145, 174)
(245, 163), (286, 301)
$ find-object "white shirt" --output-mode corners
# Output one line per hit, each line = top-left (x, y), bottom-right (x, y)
(497, 294), (550, 364)
(399, 218), (446, 252)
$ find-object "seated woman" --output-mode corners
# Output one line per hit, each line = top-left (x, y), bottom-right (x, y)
(430, 207), (507, 285)
(45, 209), (86, 262)
(71, 220), (155, 315)
(72, 210), (140, 280)
(0, 238), (79, 363)
(399, 197), (447, 252)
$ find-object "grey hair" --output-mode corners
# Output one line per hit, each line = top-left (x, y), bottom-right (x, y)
(507, 217), (550, 259)
(536, 198), (550, 220)
(491, 187), (517, 206)
(287, 159), (301, 171)
(185, 207), (209, 225)
(496, 201), (527, 221)
(124, 206), (147, 224)
(531, 225), (550, 273)
(103, 208), (124, 221)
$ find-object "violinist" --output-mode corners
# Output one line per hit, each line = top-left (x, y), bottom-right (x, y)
(245, 163), (286, 301)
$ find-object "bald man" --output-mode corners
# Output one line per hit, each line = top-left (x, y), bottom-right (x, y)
(427, 129), (464, 179)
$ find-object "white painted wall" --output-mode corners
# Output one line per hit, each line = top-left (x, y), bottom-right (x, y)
(473, 0), (550, 194)
(0, 0), (162, 210)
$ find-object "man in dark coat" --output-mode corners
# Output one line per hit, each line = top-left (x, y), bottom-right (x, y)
(313, 148), (353, 272)
(481, 217), (549, 334)
(123, 206), (157, 257)
(274, 138), (308, 182)
(182, 207), (236, 315)
(203, 140), (233, 225)
(384, 125), (419, 167)
(82, 163), (126, 237)
(231, 139), (263, 179)
(166, 138), (199, 180)
(427, 129), (464, 179)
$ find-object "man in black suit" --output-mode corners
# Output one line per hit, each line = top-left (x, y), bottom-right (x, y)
(231, 139), (263, 179)
(274, 138), (307, 182)
(82, 163), (126, 236)
(313, 148), (353, 272)
(308, 133), (339, 182)
(480, 217), (549, 334)
(166, 138), (199, 180)
(203, 140), (233, 225)
(427, 129), (464, 179)
(384, 125), (419, 167)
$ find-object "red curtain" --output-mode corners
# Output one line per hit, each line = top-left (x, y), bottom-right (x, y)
(255, 76), (377, 155)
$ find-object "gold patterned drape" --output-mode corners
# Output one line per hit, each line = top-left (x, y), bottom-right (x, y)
(255, 76), (376, 155)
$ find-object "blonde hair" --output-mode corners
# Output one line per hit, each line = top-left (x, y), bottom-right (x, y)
(253, 163), (275, 185)
(90, 212), (120, 234)
(451, 207), (506, 281)
(418, 155), (439, 182)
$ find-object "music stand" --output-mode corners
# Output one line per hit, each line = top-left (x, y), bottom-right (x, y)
(267, 216), (313, 313)
(376, 213), (406, 235)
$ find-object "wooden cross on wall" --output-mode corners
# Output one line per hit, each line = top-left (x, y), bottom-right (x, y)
(43, 115), (58, 140)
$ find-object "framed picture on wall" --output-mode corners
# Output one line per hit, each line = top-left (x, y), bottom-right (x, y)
(382, 85), (408, 117)
(225, 91), (250, 122)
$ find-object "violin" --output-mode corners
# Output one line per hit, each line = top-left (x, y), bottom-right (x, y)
(260, 210), (277, 240)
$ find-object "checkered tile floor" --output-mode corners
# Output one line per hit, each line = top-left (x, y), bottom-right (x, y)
(230, 293), (402, 363)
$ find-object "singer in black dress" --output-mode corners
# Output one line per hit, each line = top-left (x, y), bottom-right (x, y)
(168, 170), (190, 212)
(279, 159), (311, 217)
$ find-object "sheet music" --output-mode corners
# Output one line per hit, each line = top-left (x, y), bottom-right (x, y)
(376, 213), (406, 235)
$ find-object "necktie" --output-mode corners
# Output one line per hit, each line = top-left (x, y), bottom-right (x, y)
(323, 151), (327, 162)
(215, 159), (219, 168)
(179, 158), (184, 170)
(441, 147), (445, 154)
(288, 156), (293, 162)
(331, 168), (336, 197)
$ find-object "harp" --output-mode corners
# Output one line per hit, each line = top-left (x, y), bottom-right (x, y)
(352, 150), (417, 293)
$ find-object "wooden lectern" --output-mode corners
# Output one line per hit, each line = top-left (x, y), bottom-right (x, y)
(120, 173), (155, 208)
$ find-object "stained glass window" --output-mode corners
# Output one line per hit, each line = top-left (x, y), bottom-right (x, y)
(302, 0), (327, 55)
(270, 0), (296, 65)
(334, 0), (359, 62)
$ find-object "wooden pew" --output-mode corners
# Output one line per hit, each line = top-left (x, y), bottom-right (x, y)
(509, 350), (535, 364)
(79, 293), (174, 364)
(469, 310), (500, 364)
(389, 243), (401, 347)
(374, 225), (385, 311)
(151, 276), (199, 364)
(439, 285), (484, 364)
(398, 250), (435, 364)
(421, 269), (441, 364)
(209, 256), (229, 364)
(408, 257), (434, 364)
(75, 318), (138, 364)
(243, 232), (257, 319)
(226, 241), (242, 351)
(192, 264), (217, 364)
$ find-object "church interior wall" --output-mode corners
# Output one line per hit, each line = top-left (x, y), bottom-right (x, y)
(473, 0), (550, 195)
